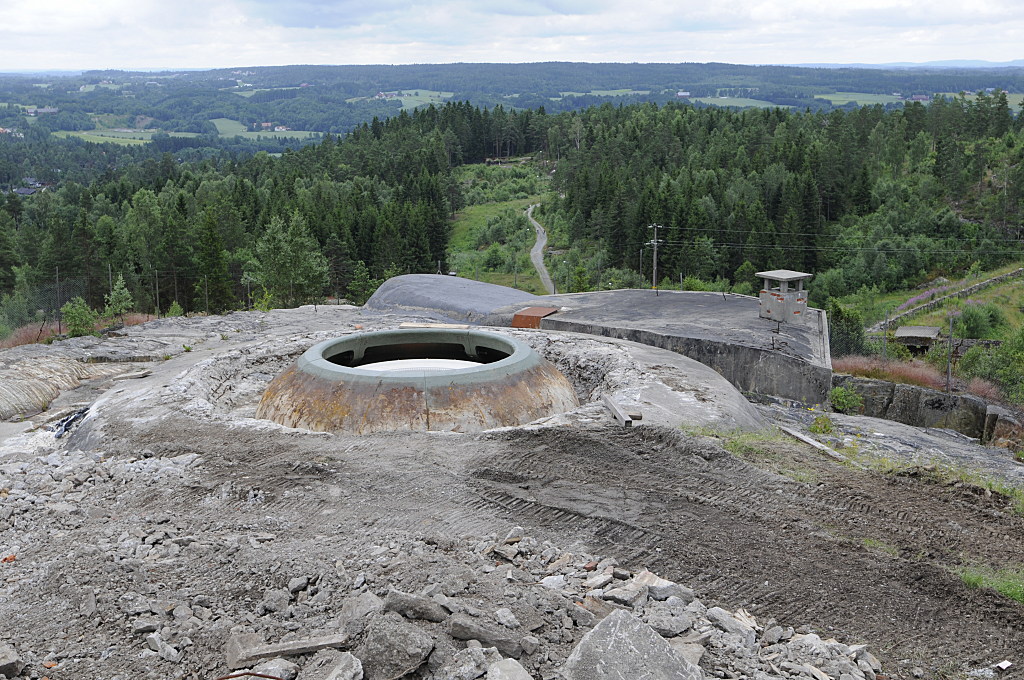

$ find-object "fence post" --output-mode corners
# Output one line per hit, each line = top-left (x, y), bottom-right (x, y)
(882, 309), (889, 359)
(946, 315), (954, 393)
(55, 266), (61, 336)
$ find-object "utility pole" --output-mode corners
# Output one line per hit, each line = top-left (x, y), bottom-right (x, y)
(563, 260), (569, 295)
(55, 266), (61, 335)
(204, 275), (209, 316)
(108, 262), (113, 292)
(648, 224), (663, 296)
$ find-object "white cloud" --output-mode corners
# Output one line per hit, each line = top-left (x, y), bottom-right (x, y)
(0, 0), (1021, 70)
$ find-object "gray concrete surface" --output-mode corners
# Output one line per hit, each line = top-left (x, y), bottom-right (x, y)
(366, 274), (538, 324)
(367, 276), (832, 405)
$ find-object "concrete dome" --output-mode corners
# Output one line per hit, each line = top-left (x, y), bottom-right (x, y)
(257, 328), (579, 433)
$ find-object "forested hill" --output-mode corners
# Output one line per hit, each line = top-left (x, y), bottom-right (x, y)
(538, 94), (1023, 305)
(1, 92), (1022, 330)
(2, 61), (1024, 145)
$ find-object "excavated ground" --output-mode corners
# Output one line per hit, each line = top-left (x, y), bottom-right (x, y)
(1, 307), (1023, 680)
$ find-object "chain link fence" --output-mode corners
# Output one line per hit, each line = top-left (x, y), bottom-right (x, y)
(0, 276), (87, 339)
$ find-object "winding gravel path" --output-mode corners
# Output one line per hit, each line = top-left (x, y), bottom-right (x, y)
(526, 204), (555, 295)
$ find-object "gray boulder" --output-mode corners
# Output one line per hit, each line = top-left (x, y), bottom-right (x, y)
(384, 588), (449, 622)
(356, 614), (434, 680)
(560, 609), (704, 679)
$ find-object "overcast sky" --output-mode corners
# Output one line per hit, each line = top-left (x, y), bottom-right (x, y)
(1, 0), (1022, 71)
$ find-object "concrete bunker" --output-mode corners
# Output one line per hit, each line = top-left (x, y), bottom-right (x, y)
(257, 328), (579, 433)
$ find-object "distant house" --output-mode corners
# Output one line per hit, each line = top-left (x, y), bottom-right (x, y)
(13, 188), (36, 196)
(260, 122), (273, 129)
(274, 125), (290, 132)
(909, 95), (931, 102)
(676, 91), (691, 98)
(25, 106), (59, 116)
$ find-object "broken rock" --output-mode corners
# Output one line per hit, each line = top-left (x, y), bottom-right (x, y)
(226, 632), (349, 670)
(486, 658), (533, 680)
(384, 588), (449, 622)
(356, 614), (434, 680)
(449, 614), (523, 658)
(706, 607), (756, 649)
(299, 649), (364, 680)
(254, 657), (301, 680)
(560, 609), (704, 680)
(0, 642), (25, 678)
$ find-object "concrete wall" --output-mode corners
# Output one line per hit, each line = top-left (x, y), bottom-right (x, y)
(542, 318), (833, 406)
(832, 375), (1024, 448)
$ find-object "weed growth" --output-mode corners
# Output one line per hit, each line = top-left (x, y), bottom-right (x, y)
(957, 565), (1024, 603)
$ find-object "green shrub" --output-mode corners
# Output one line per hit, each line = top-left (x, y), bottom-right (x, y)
(60, 297), (98, 337)
(103, 273), (134, 321)
(865, 336), (913, 361)
(808, 414), (835, 435)
(830, 386), (864, 414)
(166, 300), (184, 317)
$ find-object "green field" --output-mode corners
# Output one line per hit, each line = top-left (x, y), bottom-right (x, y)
(815, 92), (904, 105)
(694, 97), (790, 109)
(940, 92), (1024, 110)
(211, 117), (319, 140)
(52, 130), (200, 145)
(449, 197), (538, 252)
(53, 131), (150, 145)
(559, 89), (650, 97)
(211, 118), (247, 135)
(397, 90), (454, 110)
(78, 83), (120, 93)
(230, 86), (301, 98)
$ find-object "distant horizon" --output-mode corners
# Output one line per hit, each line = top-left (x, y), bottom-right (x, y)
(3, 0), (1022, 72)
(3, 58), (1024, 77)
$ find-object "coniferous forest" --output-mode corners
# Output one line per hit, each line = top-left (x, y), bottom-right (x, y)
(0, 90), (1022, 327)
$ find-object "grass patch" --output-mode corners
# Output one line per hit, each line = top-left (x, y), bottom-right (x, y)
(814, 92), (904, 105)
(683, 426), (820, 483)
(694, 97), (790, 109)
(53, 130), (200, 146)
(211, 118), (247, 135)
(840, 447), (1024, 515)
(559, 89), (650, 97)
(682, 426), (788, 456)
(449, 198), (539, 251)
(957, 564), (1024, 603)
(52, 131), (151, 146)
(397, 90), (454, 110)
(832, 356), (946, 391)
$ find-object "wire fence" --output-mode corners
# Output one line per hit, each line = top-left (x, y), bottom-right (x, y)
(0, 276), (87, 337)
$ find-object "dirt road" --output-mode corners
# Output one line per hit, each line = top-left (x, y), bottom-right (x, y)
(526, 204), (555, 295)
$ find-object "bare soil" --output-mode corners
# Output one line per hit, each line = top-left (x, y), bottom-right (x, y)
(2, 310), (1023, 679)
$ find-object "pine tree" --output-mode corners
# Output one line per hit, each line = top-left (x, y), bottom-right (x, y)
(193, 209), (235, 314)
(104, 274), (134, 322)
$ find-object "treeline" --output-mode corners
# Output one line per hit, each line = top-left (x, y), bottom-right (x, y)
(3, 93), (1024, 331)
(7, 62), (1024, 137)
(537, 92), (1024, 305)
(0, 111), (481, 321)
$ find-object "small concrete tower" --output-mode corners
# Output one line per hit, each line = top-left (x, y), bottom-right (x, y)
(756, 270), (812, 323)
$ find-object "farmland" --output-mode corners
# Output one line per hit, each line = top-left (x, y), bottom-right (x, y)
(814, 91), (905, 105)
